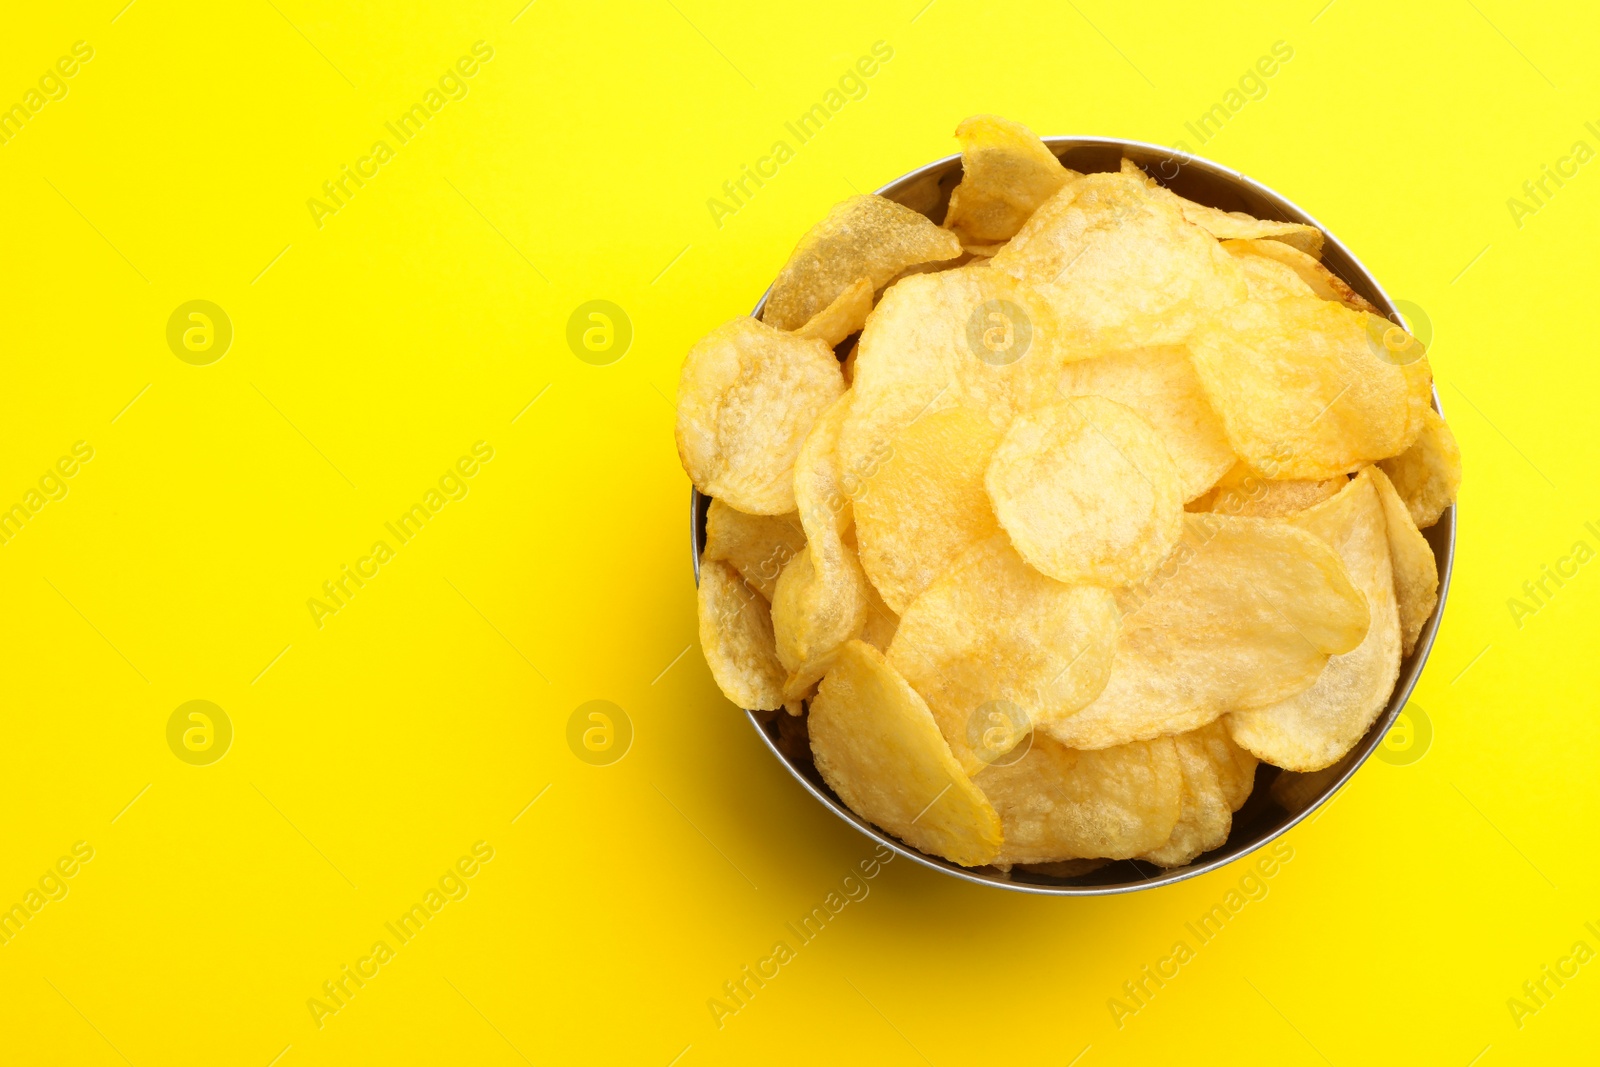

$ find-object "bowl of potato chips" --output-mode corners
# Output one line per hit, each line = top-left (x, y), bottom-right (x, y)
(678, 116), (1459, 894)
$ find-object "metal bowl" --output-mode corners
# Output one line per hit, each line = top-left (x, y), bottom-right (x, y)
(691, 136), (1454, 895)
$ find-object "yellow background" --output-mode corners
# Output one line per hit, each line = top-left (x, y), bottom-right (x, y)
(1, 1), (1595, 1063)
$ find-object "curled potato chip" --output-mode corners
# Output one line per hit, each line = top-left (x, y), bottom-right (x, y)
(794, 277), (874, 348)
(839, 263), (1072, 492)
(1378, 406), (1460, 529)
(773, 393), (870, 696)
(1046, 513), (1370, 750)
(1188, 292), (1433, 480)
(943, 115), (1076, 245)
(1122, 159), (1324, 256)
(676, 317), (845, 513)
(704, 499), (806, 600)
(991, 171), (1248, 349)
(1189, 462), (1347, 517)
(1056, 346), (1236, 501)
(1372, 466), (1439, 657)
(888, 534), (1118, 773)
(761, 196), (963, 331)
(859, 572), (900, 652)
(1138, 721), (1258, 867)
(855, 405), (1003, 613)
(987, 396), (1184, 587)
(975, 734), (1182, 863)
(1223, 238), (1376, 312)
(697, 559), (785, 710)
(1226, 242), (1322, 302)
(1228, 470), (1402, 772)
(809, 640), (1002, 866)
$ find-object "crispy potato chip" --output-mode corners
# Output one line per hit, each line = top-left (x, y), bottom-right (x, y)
(1189, 462), (1347, 517)
(1373, 466), (1439, 657)
(676, 317), (845, 513)
(1046, 514), (1370, 750)
(761, 196), (963, 331)
(809, 640), (1002, 866)
(1228, 470), (1402, 771)
(704, 499), (806, 600)
(1223, 238), (1376, 312)
(1378, 406), (1461, 529)
(1188, 292), (1433, 480)
(1225, 242), (1322, 302)
(839, 263), (1073, 490)
(991, 171), (1249, 349)
(794, 276), (874, 348)
(859, 572), (900, 652)
(1055, 346), (1236, 501)
(855, 405), (1003, 613)
(773, 393), (870, 696)
(975, 734), (1182, 863)
(943, 115), (1076, 245)
(1122, 159), (1324, 257)
(697, 559), (785, 710)
(888, 534), (1118, 773)
(987, 396), (1184, 587)
(1138, 721), (1258, 867)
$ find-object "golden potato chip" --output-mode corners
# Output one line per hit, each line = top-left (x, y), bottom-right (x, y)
(1055, 346), (1236, 501)
(986, 396), (1184, 587)
(991, 170), (1248, 350)
(1046, 514), (1370, 750)
(1227, 470), (1402, 771)
(1188, 293), (1433, 480)
(1225, 241), (1322, 302)
(859, 573), (900, 652)
(675, 317), (845, 513)
(943, 114), (1076, 245)
(697, 559), (785, 710)
(808, 640), (1002, 866)
(1122, 159), (1324, 256)
(839, 263), (1072, 491)
(854, 405), (1003, 613)
(887, 534), (1118, 773)
(1189, 462), (1347, 517)
(773, 393), (870, 696)
(761, 196), (963, 331)
(1138, 721), (1258, 867)
(793, 276), (874, 348)
(975, 734), (1182, 862)
(1378, 406), (1461, 529)
(703, 499), (806, 600)
(1222, 238), (1376, 312)
(1373, 466), (1439, 657)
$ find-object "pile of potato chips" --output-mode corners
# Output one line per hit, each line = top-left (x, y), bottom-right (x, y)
(677, 115), (1460, 872)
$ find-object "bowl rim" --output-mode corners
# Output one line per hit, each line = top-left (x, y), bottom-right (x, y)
(691, 134), (1455, 895)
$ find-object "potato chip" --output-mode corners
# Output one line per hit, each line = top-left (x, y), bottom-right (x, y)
(808, 640), (1002, 866)
(1188, 292), (1433, 480)
(676, 317), (845, 513)
(761, 196), (963, 331)
(859, 572), (900, 652)
(1227, 470), (1402, 771)
(1055, 346), (1236, 501)
(697, 559), (785, 710)
(794, 276), (874, 348)
(1046, 514), (1369, 750)
(887, 534), (1118, 773)
(986, 396), (1184, 587)
(991, 170), (1249, 349)
(1222, 238), (1376, 312)
(773, 393), (870, 696)
(1373, 466), (1439, 657)
(1225, 242), (1322, 302)
(1138, 721), (1258, 867)
(943, 115), (1076, 245)
(854, 405), (1003, 613)
(1122, 159), (1324, 256)
(974, 735), (1182, 862)
(839, 263), (1073, 491)
(1378, 406), (1461, 529)
(1189, 462), (1347, 517)
(703, 499), (806, 600)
